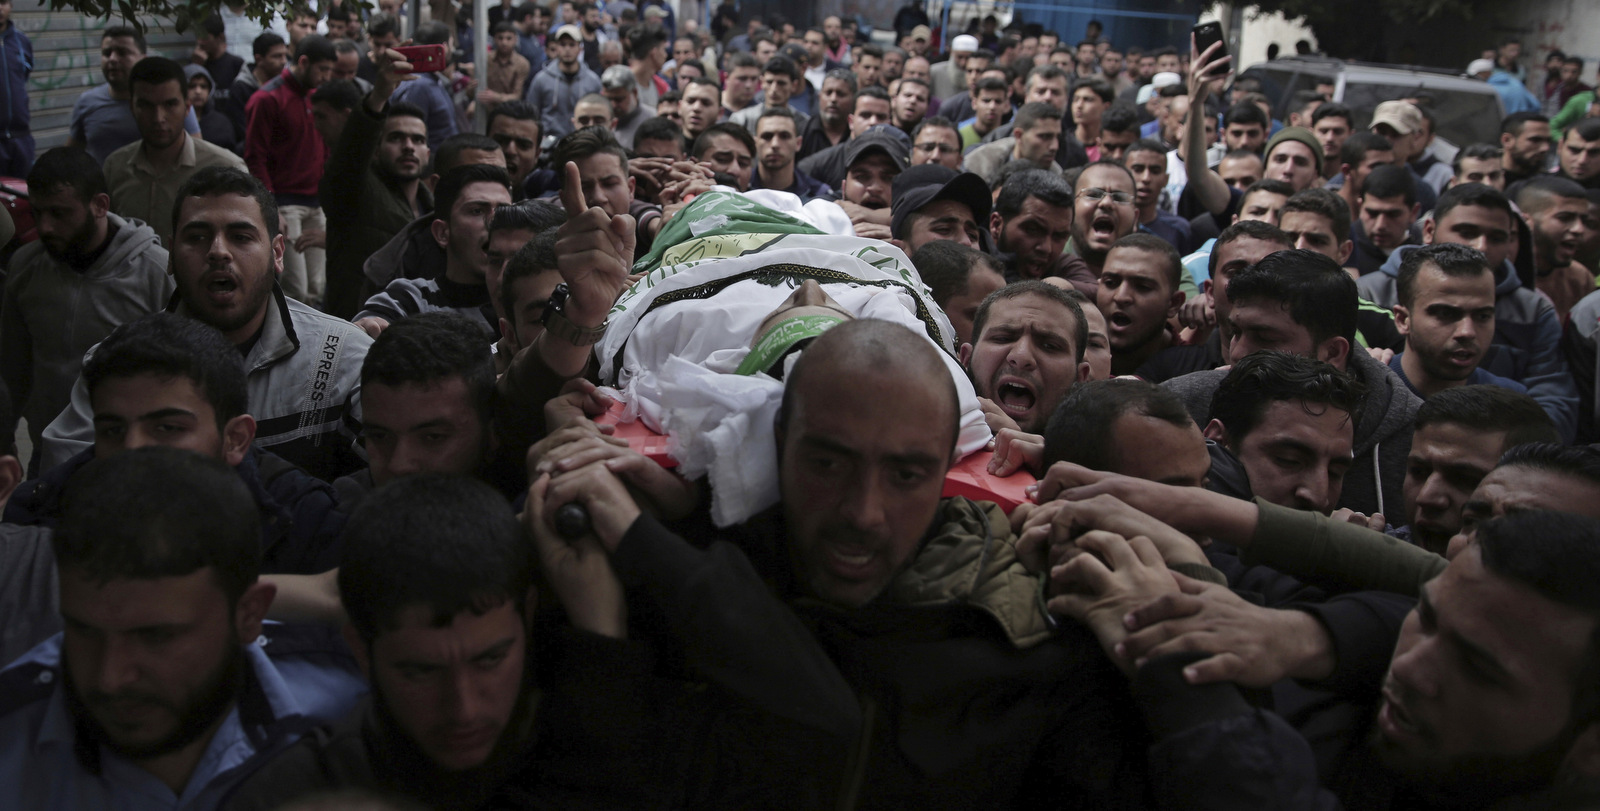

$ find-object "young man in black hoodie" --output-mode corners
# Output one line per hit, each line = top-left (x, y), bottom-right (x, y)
(6, 313), (346, 575)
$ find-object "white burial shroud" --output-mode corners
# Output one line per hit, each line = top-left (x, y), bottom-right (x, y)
(592, 190), (993, 527)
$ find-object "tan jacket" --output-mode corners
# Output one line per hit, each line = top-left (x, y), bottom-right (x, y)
(102, 133), (246, 244)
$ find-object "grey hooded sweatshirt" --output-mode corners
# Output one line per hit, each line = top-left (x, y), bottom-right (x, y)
(524, 58), (601, 142)
(0, 213), (173, 460)
(1164, 349), (1421, 519)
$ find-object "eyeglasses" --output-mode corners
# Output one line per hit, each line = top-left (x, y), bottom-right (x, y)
(915, 142), (960, 154)
(1078, 188), (1135, 205)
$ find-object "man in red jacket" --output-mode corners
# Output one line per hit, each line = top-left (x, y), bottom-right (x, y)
(246, 34), (335, 309)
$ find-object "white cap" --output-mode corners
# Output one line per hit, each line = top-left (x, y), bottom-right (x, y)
(951, 35), (979, 53)
(1136, 72), (1182, 105)
(1467, 58), (1495, 77)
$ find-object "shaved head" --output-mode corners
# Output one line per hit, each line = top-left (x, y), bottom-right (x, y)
(780, 318), (960, 453)
(775, 317), (962, 608)
(1515, 175), (1587, 215)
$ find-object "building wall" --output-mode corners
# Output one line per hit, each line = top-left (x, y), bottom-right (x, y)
(1211, 5), (1317, 70)
(1211, 0), (1596, 79)
(13, 0), (191, 151)
(1492, 0), (1600, 86)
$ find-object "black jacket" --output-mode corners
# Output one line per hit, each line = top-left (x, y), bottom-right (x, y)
(8, 446), (346, 574)
(719, 497), (1151, 810)
(1135, 653), (1600, 810)
(227, 510), (863, 810)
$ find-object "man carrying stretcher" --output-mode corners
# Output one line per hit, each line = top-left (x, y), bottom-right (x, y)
(502, 160), (1013, 526)
(508, 161), (1209, 808)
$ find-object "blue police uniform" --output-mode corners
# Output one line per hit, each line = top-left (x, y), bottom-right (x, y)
(0, 623), (366, 810)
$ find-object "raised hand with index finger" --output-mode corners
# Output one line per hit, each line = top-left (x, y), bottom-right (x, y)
(554, 160), (635, 332)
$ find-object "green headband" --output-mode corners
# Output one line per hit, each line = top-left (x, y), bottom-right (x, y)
(736, 314), (846, 377)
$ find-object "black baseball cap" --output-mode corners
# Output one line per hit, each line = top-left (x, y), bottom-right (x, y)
(889, 164), (992, 239)
(843, 130), (910, 173)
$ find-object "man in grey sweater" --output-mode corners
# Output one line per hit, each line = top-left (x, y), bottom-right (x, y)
(1163, 250), (1420, 518)
(0, 148), (172, 475)
(525, 24), (601, 141)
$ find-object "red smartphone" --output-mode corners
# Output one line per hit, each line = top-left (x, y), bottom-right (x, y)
(396, 44), (449, 73)
(1192, 21), (1229, 79)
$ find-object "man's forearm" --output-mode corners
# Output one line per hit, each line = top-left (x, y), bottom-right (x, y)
(496, 333), (595, 452)
(536, 328), (595, 380)
(323, 96), (388, 210)
(1169, 485), (1262, 546)
(1278, 610), (1336, 682)
(1243, 499), (1446, 596)
(1185, 106), (1230, 216)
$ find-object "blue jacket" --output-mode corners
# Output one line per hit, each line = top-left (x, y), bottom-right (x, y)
(1488, 71), (1540, 115)
(7, 446), (348, 575)
(0, 22), (32, 139)
(1358, 244), (1580, 441)
(0, 626), (365, 811)
(516, 31), (547, 75)
(747, 166), (833, 202)
(389, 72), (460, 152)
(1388, 352), (1528, 397)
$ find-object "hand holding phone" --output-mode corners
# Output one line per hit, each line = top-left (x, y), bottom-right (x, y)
(395, 43), (449, 73)
(1191, 22), (1230, 80)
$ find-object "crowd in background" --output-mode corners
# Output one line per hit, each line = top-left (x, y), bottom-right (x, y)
(0, 0), (1599, 808)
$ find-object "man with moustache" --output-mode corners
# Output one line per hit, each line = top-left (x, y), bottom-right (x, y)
(0, 447), (365, 807)
(1066, 161), (1139, 279)
(1363, 184), (1580, 442)
(1390, 244), (1525, 398)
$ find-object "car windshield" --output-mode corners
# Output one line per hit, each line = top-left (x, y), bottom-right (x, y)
(1340, 82), (1501, 145)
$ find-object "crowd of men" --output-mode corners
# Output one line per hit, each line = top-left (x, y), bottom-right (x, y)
(2, 0), (1600, 808)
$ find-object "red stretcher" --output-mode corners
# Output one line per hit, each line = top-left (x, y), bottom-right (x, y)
(594, 402), (1036, 512)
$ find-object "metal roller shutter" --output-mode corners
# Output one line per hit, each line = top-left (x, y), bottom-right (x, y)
(12, 0), (191, 151)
